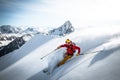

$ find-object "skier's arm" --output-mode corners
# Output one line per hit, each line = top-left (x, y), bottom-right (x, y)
(57, 44), (68, 49)
(75, 46), (81, 55)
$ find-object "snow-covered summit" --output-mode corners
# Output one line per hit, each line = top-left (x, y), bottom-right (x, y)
(20, 27), (40, 35)
(0, 25), (40, 35)
(0, 25), (22, 34)
(48, 21), (74, 36)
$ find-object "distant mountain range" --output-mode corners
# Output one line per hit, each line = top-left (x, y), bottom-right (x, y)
(0, 21), (75, 57)
(0, 25), (40, 34)
(0, 25), (21, 34)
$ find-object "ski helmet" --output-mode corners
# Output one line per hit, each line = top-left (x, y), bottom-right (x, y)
(65, 39), (71, 43)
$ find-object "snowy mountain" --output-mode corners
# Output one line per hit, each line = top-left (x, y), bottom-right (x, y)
(48, 21), (74, 36)
(0, 21), (75, 57)
(0, 25), (22, 34)
(0, 25), (40, 57)
(0, 25), (23, 47)
(0, 25), (120, 80)
(0, 25), (40, 34)
(0, 34), (32, 57)
(22, 27), (40, 35)
(0, 25), (33, 45)
(0, 25), (42, 46)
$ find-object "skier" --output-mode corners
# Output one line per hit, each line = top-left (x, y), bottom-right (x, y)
(57, 39), (81, 67)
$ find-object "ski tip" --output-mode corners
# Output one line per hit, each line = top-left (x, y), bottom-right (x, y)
(80, 54), (84, 55)
(43, 70), (51, 75)
(43, 70), (48, 73)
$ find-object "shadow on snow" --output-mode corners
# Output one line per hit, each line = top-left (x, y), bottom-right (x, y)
(89, 45), (120, 67)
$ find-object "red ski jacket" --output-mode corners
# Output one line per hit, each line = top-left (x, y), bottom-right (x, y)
(59, 43), (80, 55)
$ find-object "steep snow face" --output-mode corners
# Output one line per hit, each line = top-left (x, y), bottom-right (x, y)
(49, 21), (74, 36)
(0, 33), (59, 80)
(0, 36), (27, 57)
(0, 34), (22, 48)
(58, 37), (120, 80)
(0, 25), (120, 80)
(0, 33), (55, 70)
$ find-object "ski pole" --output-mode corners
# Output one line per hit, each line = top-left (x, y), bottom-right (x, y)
(41, 48), (58, 60)
(80, 49), (104, 55)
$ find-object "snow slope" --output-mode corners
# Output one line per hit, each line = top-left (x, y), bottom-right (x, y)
(51, 37), (120, 80)
(0, 25), (120, 80)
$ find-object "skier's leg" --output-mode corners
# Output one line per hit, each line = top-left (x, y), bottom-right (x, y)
(57, 54), (72, 67)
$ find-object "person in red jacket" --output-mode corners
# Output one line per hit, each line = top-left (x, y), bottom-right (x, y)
(57, 39), (81, 67)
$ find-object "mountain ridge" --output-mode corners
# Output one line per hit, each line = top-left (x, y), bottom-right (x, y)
(48, 20), (74, 36)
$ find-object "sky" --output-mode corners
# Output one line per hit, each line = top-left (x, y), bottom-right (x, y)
(0, 0), (120, 28)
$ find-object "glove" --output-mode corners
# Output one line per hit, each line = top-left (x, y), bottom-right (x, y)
(76, 53), (80, 56)
(57, 46), (60, 49)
